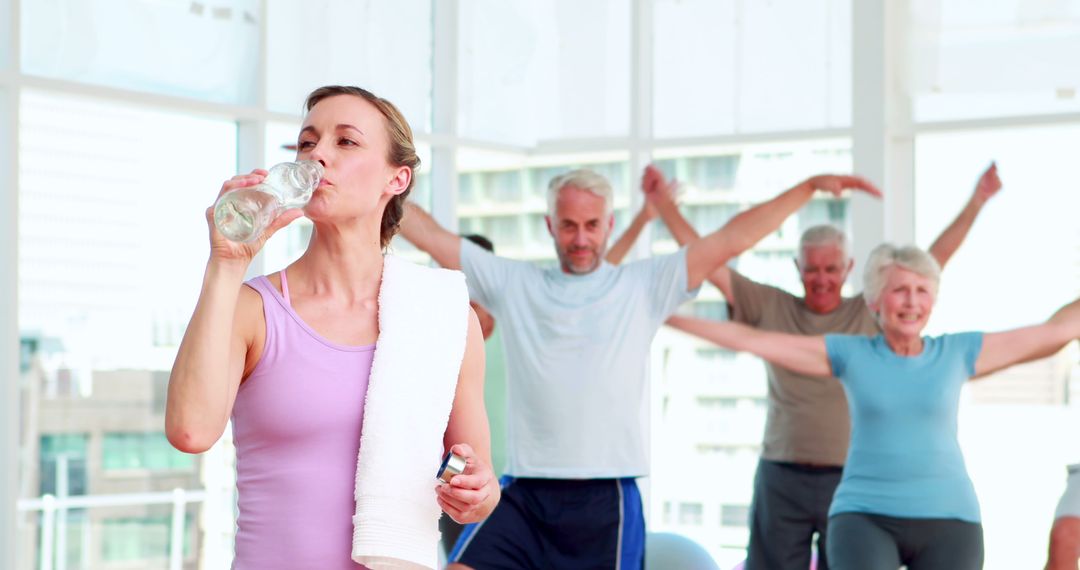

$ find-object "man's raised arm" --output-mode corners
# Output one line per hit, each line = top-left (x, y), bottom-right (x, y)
(604, 201), (655, 266)
(400, 202), (463, 270)
(682, 175), (882, 290)
(641, 165), (736, 298)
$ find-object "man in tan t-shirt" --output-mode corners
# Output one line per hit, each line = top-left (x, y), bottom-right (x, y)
(644, 162), (1002, 570)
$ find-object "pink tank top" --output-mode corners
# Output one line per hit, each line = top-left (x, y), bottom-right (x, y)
(232, 271), (374, 569)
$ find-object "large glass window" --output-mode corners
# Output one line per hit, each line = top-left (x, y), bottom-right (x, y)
(19, 90), (236, 369)
(265, 0), (434, 132)
(18, 90), (236, 569)
(653, 0), (852, 138)
(909, 0), (1080, 122)
(915, 123), (1080, 569)
(458, 0), (631, 145)
(21, 1), (261, 105)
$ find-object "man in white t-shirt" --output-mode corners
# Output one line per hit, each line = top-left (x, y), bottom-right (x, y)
(400, 167), (880, 570)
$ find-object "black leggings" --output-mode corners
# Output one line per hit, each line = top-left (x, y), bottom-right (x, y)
(827, 512), (984, 570)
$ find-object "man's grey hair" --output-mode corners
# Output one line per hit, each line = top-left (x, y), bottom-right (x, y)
(798, 225), (850, 263)
(546, 169), (614, 219)
(862, 243), (941, 305)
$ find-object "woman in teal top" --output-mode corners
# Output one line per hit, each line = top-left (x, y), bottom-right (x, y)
(669, 244), (1080, 570)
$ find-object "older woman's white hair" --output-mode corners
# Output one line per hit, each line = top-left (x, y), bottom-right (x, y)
(546, 169), (614, 219)
(862, 243), (942, 305)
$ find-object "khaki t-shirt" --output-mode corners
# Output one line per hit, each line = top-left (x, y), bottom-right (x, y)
(729, 270), (879, 466)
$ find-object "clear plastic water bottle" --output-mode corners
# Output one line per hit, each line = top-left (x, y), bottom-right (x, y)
(213, 160), (324, 243)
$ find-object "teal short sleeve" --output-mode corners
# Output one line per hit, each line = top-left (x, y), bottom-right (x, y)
(949, 332), (984, 377)
(825, 334), (853, 379)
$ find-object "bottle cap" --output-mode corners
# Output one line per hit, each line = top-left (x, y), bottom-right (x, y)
(437, 451), (467, 483)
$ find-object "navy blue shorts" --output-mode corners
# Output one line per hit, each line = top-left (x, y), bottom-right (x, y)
(449, 476), (644, 570)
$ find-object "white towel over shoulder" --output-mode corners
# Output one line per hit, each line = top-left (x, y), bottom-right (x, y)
(352, 255), (470, 569)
